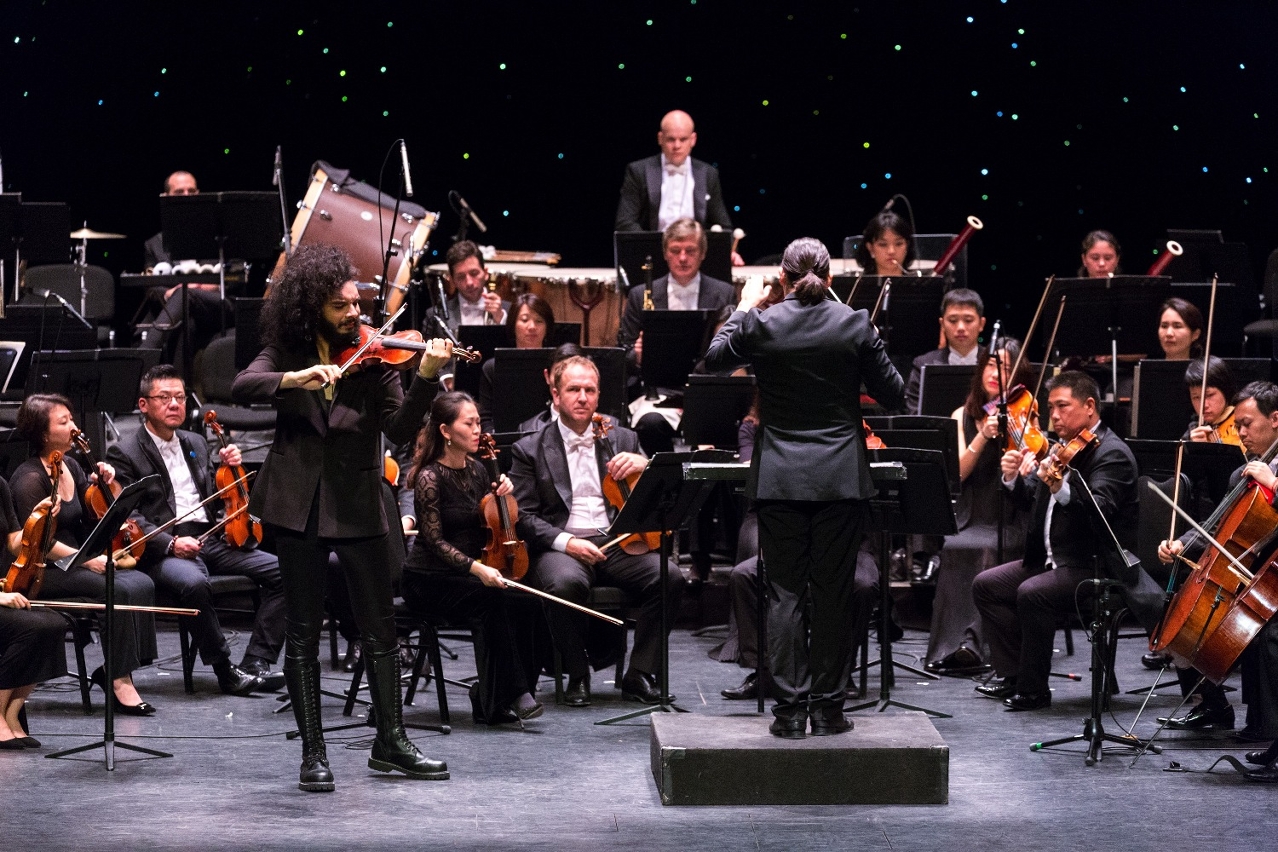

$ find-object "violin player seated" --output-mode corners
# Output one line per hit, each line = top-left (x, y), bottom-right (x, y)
(0, 475), (68, 750)
(971, 371), (1163, 711)
(509, 355), (684, 707)
(1183, 356), (1242, 447)
(400, 392), (543, 726)
(1156, 380), (1278, 746)
(107, 365), (287, 695)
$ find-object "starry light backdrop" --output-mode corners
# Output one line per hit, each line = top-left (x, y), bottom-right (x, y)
(2, 1), (1275, 335)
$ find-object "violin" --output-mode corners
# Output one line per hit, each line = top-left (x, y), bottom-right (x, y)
(1039, 427), (1099, 488)
(591, 414), (661, 555)
(476, 434), (528, 580)
(332, 325), (481, 376)
(1195, 407), (1242, 447)
(863, 421), (886, 450)
(204, 411), (263, 549)
(984, 385), (1050, 460)
(3, 453), (63, 598)
(71, 430), (144, 570)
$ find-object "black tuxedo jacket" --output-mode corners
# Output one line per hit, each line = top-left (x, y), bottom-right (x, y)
(107, 426), (220, 562)
(508, 415), (636, 555)
(704, 295), (905, 502)
(231, 344), (436, 538)
(616, 273), (736, 365)
(614, 155), (732, 232)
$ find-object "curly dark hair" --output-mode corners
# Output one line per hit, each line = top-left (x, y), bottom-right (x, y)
(259, 243), (356, 350)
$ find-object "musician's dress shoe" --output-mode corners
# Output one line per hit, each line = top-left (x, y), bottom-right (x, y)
(926, 645), (991, 676)
(564, 675), (591, 707)
(241, 656), (286, 692)
(90, 666), (156, 716)
(1141, 650), (1173, 670)
(1157, 703), (1235, 731)
(721, 672), (758, 700)
(622, 669), (671, 704)
(1245, 762), (1278, 782)
(809, 708), (853, 736)
(1245, 749), (1275, 766)
(1004, 692), (1052, 711)
(214, 660), (266, 697)
(769, 712), (807, 739)
(975, 676), (1018, 700)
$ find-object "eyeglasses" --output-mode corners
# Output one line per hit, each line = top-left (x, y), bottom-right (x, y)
(145, 393), (187, 405)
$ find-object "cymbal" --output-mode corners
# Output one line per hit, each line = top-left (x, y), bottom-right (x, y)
(69, 227), (126, 240)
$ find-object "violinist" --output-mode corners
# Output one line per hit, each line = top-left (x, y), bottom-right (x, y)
(232, 243), (451, 791)
(477, 293), (555, 433)
(1077, 229), (1122, 278)
(853, 210), (916, 277)
(401, 392), (542, 725)
(1183, 356), (1242, 447)
(1158, 297), (1204, 361)
(0, 475), (66, 749)
(903, 288), (987, 415)
(1157, 381), (1278, 743)
(925, 340), (1034, 675)
(106, 364), (286, 696)
(9, 394), (159, 716)
(972, 370), (1159, 711)
(509, 355), (684, 708)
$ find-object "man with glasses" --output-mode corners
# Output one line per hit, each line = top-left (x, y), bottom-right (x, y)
(107, 364), (287, 695)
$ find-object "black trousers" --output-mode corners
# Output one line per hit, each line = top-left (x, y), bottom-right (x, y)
(972, 558), (1093, 696)
(755, 498), (868, 717)
(0, 608), (68, 689)
(527, 537), (683, 679)
(38, 564), (157, 677)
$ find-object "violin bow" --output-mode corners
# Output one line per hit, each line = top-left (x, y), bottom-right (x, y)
(1029, 295), (1067, 404)
(1196, 274), (1220, 431)
(500, 578), (623, 626)
(104, 472), (254, 562)
(323, 305), (408, 389)
(1009, 276), (1055, 385)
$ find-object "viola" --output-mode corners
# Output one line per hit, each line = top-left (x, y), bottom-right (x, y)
(591, 414), (661, 555)
(332, 325), (481, 376)
(984, 385), (1050, 460)
(204, 411), (263, 550)
(3, 453), (63, 598)
(71, 430), (144, 569)
(1039, 427), (1099, 489)
(476, 434), (528, 580)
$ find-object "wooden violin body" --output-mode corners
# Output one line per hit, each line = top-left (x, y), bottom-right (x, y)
(477, 434), (528, 580)
(204, 411), (264, 550)
(72, 430), (144, 569)
(3, 452), (63, 598)
(591, 415), (661, 555)
(985, 386), (1049, 460)
(334, 325), (481, 375)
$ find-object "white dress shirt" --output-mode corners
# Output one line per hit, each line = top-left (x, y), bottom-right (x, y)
(459, 294), (506, 326)
(146, 426), (208, 524)
(666, 273), (701, 312)
(657, 154), (695, 231)
(948, 347), (980, 366)
(552, 419), (611, 551)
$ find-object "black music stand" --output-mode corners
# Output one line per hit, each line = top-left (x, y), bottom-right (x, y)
(491, 349), (554, 431)
(458, 325), (512, 361)
(848, 449), (956, 718)
(681, 375), (757, 449)
(832, 275), (945, 369)
(47, 476), (169, 769)
(584, 346), (628, 423)
(26, 349), (154, 458)
(595, 451), (714, 726)
(918, 364), (978, 418)
(639, 309), (716, 395)
(549, 322), (582, 347)
(0, 194), (18, 303)
(2, 200), (70, 305)
(1184, 441), (1248, 507)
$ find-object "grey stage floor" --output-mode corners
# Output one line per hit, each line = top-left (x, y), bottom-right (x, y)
(5, 615), (1276, 851)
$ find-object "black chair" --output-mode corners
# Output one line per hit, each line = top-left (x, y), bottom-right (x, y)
(56, 611), (96, 714)
(342, 603), (453, 728)
(1243, 248), (1278, 357)
(195, 332), (278, 433)
(157, 574), (261, 694)
(24, 263), (116, 332)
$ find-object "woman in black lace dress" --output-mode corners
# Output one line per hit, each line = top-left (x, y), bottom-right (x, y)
(401, 392), (542, 725)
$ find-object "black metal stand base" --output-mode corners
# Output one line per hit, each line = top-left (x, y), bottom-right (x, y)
(47, 738), (172, 769)
(1031, 717), (1160, 766)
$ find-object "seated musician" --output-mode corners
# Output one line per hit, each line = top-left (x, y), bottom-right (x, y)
(903, 288), (988, 415)
(1077, 229), (1122, 278)
(616, 217), (736, 455)
(972, 371), (1161, 711)
(421, 240), (510, 389)
(509, 355), (684, 707)
(854, 210), (916, 277)
(1158, 297), (1204, 361)
(517, 343), (585, 435)
(925, 341), (1034, 675)
(106, 364), (286, 695)
(477, 293), (555, 433)
(1184, 356), (1241, 446)
(400, 392), (542, 725)
(0, 475), (66, 750)
(10, 394), (159, 716)
(1157, 380), (1278, 743)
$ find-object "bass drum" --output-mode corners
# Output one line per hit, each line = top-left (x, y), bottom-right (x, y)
(514, 268), (620, 347)
(269, 166), (438, 318)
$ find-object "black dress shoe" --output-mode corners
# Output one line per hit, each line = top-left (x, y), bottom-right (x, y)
(621, 670), (671, 705)
(975, 677), (1018, 700)
(810, 710), (853, 736)
(19, 736), (40, 748)
(1157, 703), (1235, 731)
(564, 676), (591, 707)
(342, 642), (361, 673)
(1245, 749), (1275, 766)
(1004, 692), (1052, 711)
(769, 714), (807, 739)
(1141, 650), (1173, 670)
(1245, 763), (1278, 782)
(926, 646), (991, 676)
(0, 738), (25, 750)
(241, 658), (286, 692)
(721, 672), (759, 700)
(90, 666), (156, 716)
(214, 661), (266, 697)
(1232, 726), (1275, 743)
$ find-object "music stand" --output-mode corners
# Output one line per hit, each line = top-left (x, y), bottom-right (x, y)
(47, 476), (171, 769)
(27, 349), (155, 456)
(491, 349), (554, 431)
(848, 448), (956, 718)
(458, 325), (512, 361)
(549, 322), (582, 347)
(0, 193), (18, 302)
(918, 364), (978, 418)
(639, 310), (716, 394)
(832, 275), (945, 368)
(681, 375), (756, 449)
(1183, 441), (1247, 507)
(595, 451), (715, 726)
(584, 346), (628, 423)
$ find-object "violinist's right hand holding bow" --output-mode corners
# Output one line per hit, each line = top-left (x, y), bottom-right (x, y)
(470, 560), (508, 589)
(1158, 539), (1185, 565)
(281, 364), (345, 391)
(565, 537), (606, 566)
(1000, 448), (1037, 484)
(0, 591), (31, 610)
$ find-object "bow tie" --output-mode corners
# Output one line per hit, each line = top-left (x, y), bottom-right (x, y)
(565, 435), (594, 453)
(665, 162), (689, 177)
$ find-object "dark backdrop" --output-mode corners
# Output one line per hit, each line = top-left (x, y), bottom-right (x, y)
(3, 1), (1276, 336)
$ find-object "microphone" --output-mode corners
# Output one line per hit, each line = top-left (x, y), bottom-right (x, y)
(881, 195), (896, 213)
(453, 192), (488, 234)
(272, 145), (282, 187)
(37, 288), (75, 311)
(988, 319), (1002, 354)
(400, 140), (414, 198)
(435, 278), (450, 322)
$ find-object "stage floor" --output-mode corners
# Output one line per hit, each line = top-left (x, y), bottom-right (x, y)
(6, 617), (1276, 851)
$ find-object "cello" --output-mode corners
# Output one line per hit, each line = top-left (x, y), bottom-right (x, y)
(476, 433), (528, 580)
(204, 410), (263, 549)
(591, 414), (662, 556)
(3, 453), (63, 598)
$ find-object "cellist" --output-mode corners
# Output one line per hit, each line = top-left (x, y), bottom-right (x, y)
(1157, 380), (1278, 748)
(399, 391), (543, 726)
(107, 364), (286, 696)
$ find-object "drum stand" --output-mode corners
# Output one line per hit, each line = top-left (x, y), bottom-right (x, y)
(568, 279), (605, 346)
